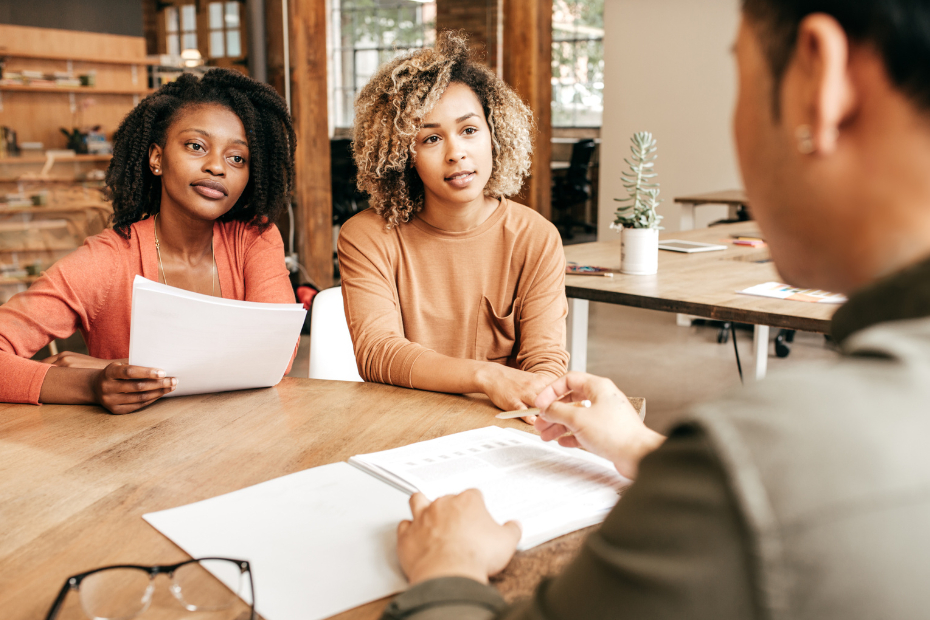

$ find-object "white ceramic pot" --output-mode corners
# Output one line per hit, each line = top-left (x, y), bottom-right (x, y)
(620, 227), (659, 275)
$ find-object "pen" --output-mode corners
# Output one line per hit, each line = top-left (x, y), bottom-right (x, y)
(495, 399), (592, 419)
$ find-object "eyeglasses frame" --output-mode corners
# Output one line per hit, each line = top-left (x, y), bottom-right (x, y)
(44, 557), (256, 620)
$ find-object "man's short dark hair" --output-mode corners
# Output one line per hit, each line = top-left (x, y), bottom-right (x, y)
(743, 0), (930, 115)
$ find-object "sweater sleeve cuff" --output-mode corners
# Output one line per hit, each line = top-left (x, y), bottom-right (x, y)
(0, 354), (52, 405)
(381, 577), (506, 620)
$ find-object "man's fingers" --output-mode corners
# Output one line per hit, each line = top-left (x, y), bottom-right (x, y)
(538, 422), (571, 442)
(521, 414), (537, 425)
(503, 520), (522, 545)
(409, 492), (430, 518)
(558, 435), (582, 449)
(397, 520), (411, 537)
(538, 400), (583, 429)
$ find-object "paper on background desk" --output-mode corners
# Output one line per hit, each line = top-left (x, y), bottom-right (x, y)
(739, 281), (847, 304)
(128, 276), (306, 397)
(144, 463), (411, 620)
(350, 427), (631, 551)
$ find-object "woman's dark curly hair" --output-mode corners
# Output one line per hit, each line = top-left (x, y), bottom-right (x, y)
(353, 31), (533, 228)
(106, 68), (296, 238)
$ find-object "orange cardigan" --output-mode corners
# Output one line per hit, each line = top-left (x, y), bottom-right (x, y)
(0, 216), (297, 405)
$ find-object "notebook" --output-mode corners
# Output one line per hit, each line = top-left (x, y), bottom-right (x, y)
(144, 426), (630, 620)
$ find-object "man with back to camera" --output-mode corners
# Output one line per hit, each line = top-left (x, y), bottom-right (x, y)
(377, 1), (930, 618)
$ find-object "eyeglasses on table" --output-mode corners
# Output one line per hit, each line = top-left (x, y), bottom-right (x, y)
(44, 557), (255, 620)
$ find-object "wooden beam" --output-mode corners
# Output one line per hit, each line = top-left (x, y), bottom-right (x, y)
(503, 0), (552, 219)
(436, 0), (501, 72)
(288, 0), (333, 288)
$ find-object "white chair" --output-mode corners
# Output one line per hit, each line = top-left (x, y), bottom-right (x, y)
(308, 286), (364, 382)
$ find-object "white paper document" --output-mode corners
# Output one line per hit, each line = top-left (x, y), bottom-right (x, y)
(144, 463), (411, 620)
(128, 275), (306, 397)
(145, 428), (629, 620)
(738, 281), (848, 304)
(350, 427), (631, 550)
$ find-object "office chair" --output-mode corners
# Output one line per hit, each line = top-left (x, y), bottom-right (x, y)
(551, 139), (598, 239)
(308, 286), (364, 382)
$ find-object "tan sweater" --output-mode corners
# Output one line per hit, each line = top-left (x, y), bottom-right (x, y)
(337, 199), (569, 387)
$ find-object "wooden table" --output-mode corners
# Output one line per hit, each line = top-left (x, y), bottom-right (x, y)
(0, 379), (644, 619)
(564, 221), (839, 380)
(674, 189), (749, 230)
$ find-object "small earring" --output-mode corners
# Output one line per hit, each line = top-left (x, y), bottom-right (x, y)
(153, 167), (160, 174)
(796, 125), (815, 155)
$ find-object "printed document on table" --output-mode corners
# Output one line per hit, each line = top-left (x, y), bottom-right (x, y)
(738, 281), (848, 304)
(350, 427), (631, 550)
(128, 275), (306, 397)
(144, 462), (411, 620)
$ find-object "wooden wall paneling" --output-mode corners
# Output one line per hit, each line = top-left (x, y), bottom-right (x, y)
(288, 0), (334, 288)
(0, 24), (147, 60)
(502, 0), (552, 219)
(436, 0), (501, 71)
(263, 0), (286, 98)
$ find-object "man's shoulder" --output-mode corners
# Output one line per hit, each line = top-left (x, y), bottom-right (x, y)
(686, 316), (930, 524)
(681, 318), (930, 619)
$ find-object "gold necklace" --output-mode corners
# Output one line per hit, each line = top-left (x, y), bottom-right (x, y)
(153, 213), (216, 296)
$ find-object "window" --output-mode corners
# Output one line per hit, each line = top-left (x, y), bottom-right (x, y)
(552, 0), (604, 127)
(329, 0), (437, 128)
(208, 2), (243, 59)
(165, 4), (198, 58)
(160, 1), (246, 67)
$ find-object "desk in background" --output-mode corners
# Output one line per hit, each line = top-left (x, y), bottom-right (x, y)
(674, 189), (749, 230)
(0, 379), (643, 620)
(564, 222), (837, 380)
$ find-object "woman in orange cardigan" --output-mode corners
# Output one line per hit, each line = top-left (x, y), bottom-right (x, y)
(0, 69), (297, 413)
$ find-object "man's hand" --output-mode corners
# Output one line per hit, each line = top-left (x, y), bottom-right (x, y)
(91, 362), (177, 415)
(397, 490), (521, 585)
(477, 365), (550, 424)
(42, 352), (126, 370)
(534, 372), (665, 479)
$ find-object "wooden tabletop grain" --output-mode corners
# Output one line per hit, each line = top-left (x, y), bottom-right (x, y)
(565, 221), (838, 333)
(0, 379), (644, 620)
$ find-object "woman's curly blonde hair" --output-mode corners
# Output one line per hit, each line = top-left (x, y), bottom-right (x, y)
(353, 31), (534, 227)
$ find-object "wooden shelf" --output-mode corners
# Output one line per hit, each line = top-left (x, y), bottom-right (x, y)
(0, 275), (39, 286)
(0, 84), (152, 95)
(0, 204), (110, 215)
(0, 177), (105, 184)
(0, 50), (158, 66)
(0, 154), (112, 164)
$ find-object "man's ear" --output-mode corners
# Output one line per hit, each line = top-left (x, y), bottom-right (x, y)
(149, 143), (163, 176)
(782, 13), (856, 155)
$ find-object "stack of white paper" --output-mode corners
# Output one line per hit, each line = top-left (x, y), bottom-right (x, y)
(144, 463), (410, 620)
(144, 428), (629, 620)
(128, 275), (306, 397)
(350, 427), (630, 550)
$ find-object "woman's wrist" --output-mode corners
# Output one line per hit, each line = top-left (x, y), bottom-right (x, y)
(471, 361), (495, 396)
(40, 366), (100, 405)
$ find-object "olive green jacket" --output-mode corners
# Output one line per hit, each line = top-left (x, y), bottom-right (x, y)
(381, 257), (930, 620)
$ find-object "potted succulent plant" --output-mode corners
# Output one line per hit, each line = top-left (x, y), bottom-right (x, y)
(611, 131), (664, 275)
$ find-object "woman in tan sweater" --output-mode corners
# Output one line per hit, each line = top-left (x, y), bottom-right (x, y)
(338, 32), (569, 418)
